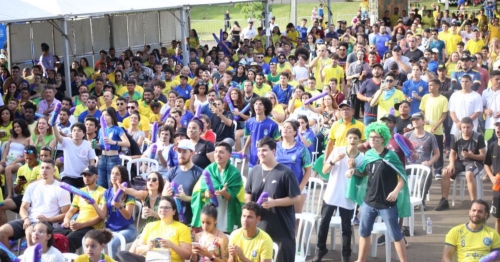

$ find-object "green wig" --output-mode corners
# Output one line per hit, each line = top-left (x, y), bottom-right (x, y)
(365, 122), (391, 147)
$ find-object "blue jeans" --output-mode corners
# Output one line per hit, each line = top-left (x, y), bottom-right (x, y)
(97, 155), (121, 189)
(109, 224), (137, 259)
(363, 115), (377, 126)
(358, 202), (403, 242)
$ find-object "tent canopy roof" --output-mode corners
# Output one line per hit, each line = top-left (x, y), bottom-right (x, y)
(0, 0), (255, 23)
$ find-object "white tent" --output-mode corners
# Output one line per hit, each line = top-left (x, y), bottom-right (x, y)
(0, 0), (255, 96)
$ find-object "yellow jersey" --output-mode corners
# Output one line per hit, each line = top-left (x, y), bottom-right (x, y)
(141, 220), (192, 262)
(253, 83), (272, 97)
(0, 121), (12, 144)
(489, 24), (500, 43)
(328, 118), (366, 146)
(121, 114), (152, 133)
(465, 39), (486, 55)
(444, 33), (463, 55)
(373, 89), (405, 120)
(445, 223), (500, 262)
(138, 100), (165, 120)
(313, 57), (331, 85)
(322, 65), (344, 90)
(164, 80), (180, 95)
(229, 228), (274, 262)
(75, 254), (115, 262)
(116, 85), (144, 97)
(276, 62), (293, 74)
(420, 94), (449, 135)
(71, 186), (106, 229)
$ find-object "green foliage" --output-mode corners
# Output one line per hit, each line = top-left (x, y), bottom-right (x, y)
(234, 2), (270, 20)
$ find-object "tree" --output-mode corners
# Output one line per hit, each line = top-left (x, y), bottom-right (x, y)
(234, 2), (271, 20)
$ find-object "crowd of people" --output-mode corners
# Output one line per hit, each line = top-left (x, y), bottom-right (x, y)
(0, 1), (500, 261)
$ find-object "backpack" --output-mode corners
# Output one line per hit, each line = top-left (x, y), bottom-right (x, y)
(53, 234), (69, 253)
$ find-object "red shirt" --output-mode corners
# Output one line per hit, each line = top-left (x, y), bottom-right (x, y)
(201, 130), (216, 144)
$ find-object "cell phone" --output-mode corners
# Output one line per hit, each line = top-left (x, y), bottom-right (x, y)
(19, 176), (27, 181)
(382, 80), (386, 85)
(192, 242), (201, 248)
(212, 102), (217, 107)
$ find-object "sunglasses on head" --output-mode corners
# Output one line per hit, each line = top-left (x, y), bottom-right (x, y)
(269, 62), (277, 65)
(24, 149), (35, 154)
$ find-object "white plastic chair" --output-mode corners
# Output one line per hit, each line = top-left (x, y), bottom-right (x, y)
(406, 164), (431, 236)
(230, 156), (247, 176)
(134, 200), (143, 230)
(451, 170), (484, 206)
(295, 213), (316, 262)
(125, 158), (160, 181)
(241, 176), (247, 189)
(273, 242), (279, 262)
(62, 253), (79, 261)
(329, 206), (358, 253)
(303, 177), (325, 256)
(370, 217), (391, 262)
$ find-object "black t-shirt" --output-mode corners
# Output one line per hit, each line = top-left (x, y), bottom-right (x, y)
(403, 49), (424, 62)
(364, 148), (399, 209)
(232, 74), (247, 84)
(359, 78), (380, 116)
(193, 139), (215, 169)
(439, 77), (453, 99)
(210, 111), (235, 142)
(485, 142), (500, 175)
(396, 116), (412, 135)
(451, 132), (486, 162)
(245, 164), (300, 240)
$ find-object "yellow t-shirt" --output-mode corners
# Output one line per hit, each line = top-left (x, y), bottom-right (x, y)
(373, 89), (405, 120)
(121, 115), (151, 133)
(0, 122), (12, 144)
(446, 62), (458, 77)
(445, 223), (500, 262)
(444, 33), (463, 55)
(116, 85), (144, 97)
(141, 220), (192, 262)
(164, 80), (180, 95)
(465, 39), (486, 55)
(270, 104), (285, 124)
(489, 24), (500, 43)
(229, 228), (274, 262)
(98, 95), (119, 111)
(287, 30), (300, 46)
(71, 186), (106, 229)
(276, 63), (292, 74)
(313, 57), (331, 84)
(75, 254), (115, 262)
(138, 100), (165, 120)
(328, 118), (366, 147)
(253, 83), (272, 97)
(419, 94), (449, 136)
(322, 65), (344, 89)
(438, 31), (450, 42)
(73, 104), (88, 117)
(390, 14), (400, 27)
(32, 165), (60, 180)
(149, 113), (160, 123)
(15, 162), (60, 193)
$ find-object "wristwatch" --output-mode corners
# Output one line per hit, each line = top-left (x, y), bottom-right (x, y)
(330, 160), (335, 166)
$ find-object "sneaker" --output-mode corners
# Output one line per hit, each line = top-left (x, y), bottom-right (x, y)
(435, 198), (450, 211)
(352, 217), (360, 226)
(311, 248), (329, 262)
(402, 226), (410, 237)
(377, 235), (385, 246)
(435, 173), (442, 180)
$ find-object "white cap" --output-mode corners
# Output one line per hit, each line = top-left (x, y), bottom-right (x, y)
(0, 54), (6, 59)
(177, 139), (195, 151)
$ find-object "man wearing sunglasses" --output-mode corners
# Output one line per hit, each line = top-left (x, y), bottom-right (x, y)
(115, 97), (129, 123)
(124, 57), (154, 87)
(428, 28), (446, 61)
(370, 72), (406, 120)
(0, 158), (71, 249)
(122, 100), (151, 136)
(78, 95), (101, 124)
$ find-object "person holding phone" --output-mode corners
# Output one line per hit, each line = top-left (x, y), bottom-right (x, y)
(369, 72), (405, 120)
(191, 205), (229, 262)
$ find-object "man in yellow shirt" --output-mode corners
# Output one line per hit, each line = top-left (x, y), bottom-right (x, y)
(390, 7), (400, 27)
(286, 24), (300, 47)
(321, 53), (345, 92)
(122, 100), (151, 137)
(489, 17), (500, 43)
(53, 165), (105, 253)
(465, 29), (486, 55)
(443, 22), (464, 55)
(324, 100), (365, 163)
(442, 200), (500, 261)
(253, 72), (272, 97)
(370, 72), (405, 120)
(229, 202), (273, 262)
(276, 54), (293, 74)
(163, 68), (178, 95)
(310, 44), (331, 85)
(138, 88), (164, 120)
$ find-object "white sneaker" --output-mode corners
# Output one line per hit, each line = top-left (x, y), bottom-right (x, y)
(435, 174), (442, 180)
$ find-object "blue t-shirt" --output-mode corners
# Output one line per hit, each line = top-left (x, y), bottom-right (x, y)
(452, 69), (481, 83)
(296, 129), (316, 154)
(296, 26), (309, 42)
(173, 84), (193, 99)
(200, 104), (213, 118)
(103, 188), (135, 231)
(428, 61), (438, 74)
(429, 40), (445, 60)
(180, 110), (194, 127)
(164, 165), (203, 225)
(374, 34), (391, 57)
(244, 117), (281, 167)
(318, 8), (324, 17)
(99, 125), (124, 151)
(167, 146), (178, 167)
(272, 84), (294, 105)
(116, 111), (130, 123)
(78, 109), (102, 123)
(276, 141), (312, 183)
(402, 79), (429, 114)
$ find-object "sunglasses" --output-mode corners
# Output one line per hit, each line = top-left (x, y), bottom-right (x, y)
(127, 106), (136, 109)
(24, 149), (35, 154)
(147, 177), (158, 182)
(385, 79), (394, 83)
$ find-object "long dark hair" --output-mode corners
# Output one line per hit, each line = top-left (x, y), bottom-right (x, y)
(112, 165), (130, 188)
(10, 119), (30, 138)
(103, 107), (119, 126)
(161, 196), (180, 221)
(35, 221), (55, 247)
(148, 172), (165, 195)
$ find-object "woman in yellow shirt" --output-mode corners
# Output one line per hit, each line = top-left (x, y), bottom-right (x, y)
(265, 92), (286, 124)
(446, 52), (460, 77)
(489, 38), (500, 65)
(75, 229), (115, 262)
(188, 29), (200, 49)
(264, 47), (276, 64)
(115, 196), (192, 262)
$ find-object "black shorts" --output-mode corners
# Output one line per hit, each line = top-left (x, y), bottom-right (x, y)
(12, 195), (23, 214)
(493, 191), (500, 219)
(55, 150), (64, 159)
(7, 219), (31, 241)
(450, 160), (483, 179)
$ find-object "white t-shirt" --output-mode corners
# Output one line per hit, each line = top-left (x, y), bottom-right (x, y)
(21, 246), (66, 262)
(241, 27), (257, 40)
(482, 88), (500, 130)
(60, 137), (97, 179)
(292, 65), (309, 80)
(55, 122), (72, 151)
(449, 90), (483, 134)
(23, 180), (71, 223)
(323, 147), (364, 209)
(461, 31), (474, 44)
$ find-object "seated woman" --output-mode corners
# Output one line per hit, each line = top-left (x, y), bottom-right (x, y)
(93, 165), (136, 260)
(142, 126), (174, 176)
(22, 221), (65, 262)
(264, 92), (285, 124)
(29, 117), (57, 155)
(126, 111), (145, 149)
(199, 115), (216, 144)
(75, 229), (115, 262)
(191, 205), (229, 262)
(116, 196), (192, 262)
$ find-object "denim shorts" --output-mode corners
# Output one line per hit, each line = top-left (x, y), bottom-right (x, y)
(358, 202), (403, 242)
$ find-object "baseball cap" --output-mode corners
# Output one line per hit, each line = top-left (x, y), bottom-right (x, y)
(470, 56), (477, 62)
(338, 100), (352, 108)
(472, 28), (480, 32)
(104, 81), (113, 87)
(174, 127), (187, 137)
(372, 63), (383, 70)
(460, 54), (471, 61)
(392, 45), (402, 52)
(394, 101), (410, 110)
(389, 62), (399, 71)
(381, 114), (397, 123)
(411, 112), (425, 120)
(315, 39), (325, 44)
(431, 48), (439, 54)
(81, 166), (98, 176)
(437, 63), (446, 70)
(177, 139), (195, 151)
(0, 54), (6, 59)
(495, 120), (500, 126)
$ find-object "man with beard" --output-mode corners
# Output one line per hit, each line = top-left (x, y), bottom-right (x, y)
(138, 88), (164, 120)
(124, 57), (154, 87)
(442, 200), (500, 261)
(346, 50), (371, 119)
(78, 96), (102, 123)
(357, 63), (383, 126)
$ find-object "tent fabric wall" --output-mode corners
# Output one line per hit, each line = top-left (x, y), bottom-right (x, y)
(9, 10), (182, 67)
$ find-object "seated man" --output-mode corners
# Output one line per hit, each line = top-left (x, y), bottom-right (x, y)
(229, 202), (273, 262)
(436, 117), (486, 211)
(0, 159), (71, 248)
(53, 166), (105, 252)
(442, 200), (500, 262)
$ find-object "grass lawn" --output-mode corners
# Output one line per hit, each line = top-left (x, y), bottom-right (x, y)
(189, 0), (455, 41)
